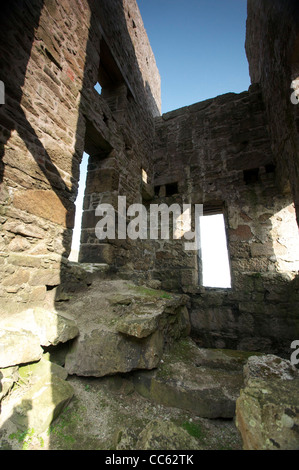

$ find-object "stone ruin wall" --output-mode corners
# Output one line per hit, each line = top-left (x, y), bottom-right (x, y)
(0, 0), (298, 359)
(0, 0), (161, 314)
(246, 0), (299, 225)
(151, 86), (299, 357)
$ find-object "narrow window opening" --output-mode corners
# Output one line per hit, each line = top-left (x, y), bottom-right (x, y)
(142, 168), (148, 184)
(94, 81), (102, 95)
(69, 152), (89, 262)
(165, 182), (178, 196)
(243, 168), (259, 185)
(199, 213), (231, 288)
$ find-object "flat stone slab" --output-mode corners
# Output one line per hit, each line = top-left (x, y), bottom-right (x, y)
(0, 307), (79, 348)
(64, 280), (190, 377)
(0, 307), (78, 369)
(0, 328), (43, 368)
(132, 338), (260, 419)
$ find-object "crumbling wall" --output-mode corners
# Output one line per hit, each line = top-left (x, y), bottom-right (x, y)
(152, 85), (299, 356)
(0, 0), (161, 314)
(246, 0), (299, 226)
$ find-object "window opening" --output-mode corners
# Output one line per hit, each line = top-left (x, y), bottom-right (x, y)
(243, 168), (259, 185)
(94, 82), (102, 95)
(69, 152), (89, 262)
(165, 182), (178, 196)
(142, 168), (148, 184)
(199, 213), (231, 288)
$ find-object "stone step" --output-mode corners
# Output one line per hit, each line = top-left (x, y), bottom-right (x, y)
(63, 279), (190, 377)
(131, 338), (261, 419)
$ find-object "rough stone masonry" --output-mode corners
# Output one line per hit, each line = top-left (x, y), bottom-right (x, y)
(0, 0), (299, 447)
(0, 0), (298, 358)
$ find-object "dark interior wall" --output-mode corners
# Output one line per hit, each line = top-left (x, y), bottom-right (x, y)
(246, 0), (299, 227)
(151, 85), (299, 357)
(0, 0), (298, 358)
(0, 0), (161, 313)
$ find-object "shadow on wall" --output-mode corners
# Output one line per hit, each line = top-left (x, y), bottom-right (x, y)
(0, 1), (75, 226)
(0, 0), (45, 183)
(0, 0), (160, 449)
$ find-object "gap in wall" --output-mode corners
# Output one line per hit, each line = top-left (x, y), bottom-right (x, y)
(69, 152), (90, 262)
(199, 213), (231, 288)
(94, 82), (102, 95)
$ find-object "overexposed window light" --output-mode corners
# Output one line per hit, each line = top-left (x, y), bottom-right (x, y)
(69, 152), (89, 262)
(199, 213), (231, 288)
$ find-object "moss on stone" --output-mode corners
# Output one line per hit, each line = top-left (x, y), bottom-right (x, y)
(181, 420), (205, 440)
(128, 284), (173, 300)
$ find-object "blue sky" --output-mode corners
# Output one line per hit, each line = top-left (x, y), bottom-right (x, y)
(137, 0), (250, 114)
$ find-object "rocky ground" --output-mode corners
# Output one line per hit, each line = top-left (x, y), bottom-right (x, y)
(0, 278), (244, 450)
(1, 277), (298, 451)
(0, 371), (242, 451)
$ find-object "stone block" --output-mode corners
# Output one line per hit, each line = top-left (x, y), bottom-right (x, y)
(0, 328), (43, 368)
(0, 307), (79, 349)
(64, 280), (190, 377)
(79, 243), (114, 264)
(9, 253), (42, 268)
(10, 374), (74, 433)
(0, 366), (19, 401)
(85, 168), (118, 194)
(236, 355), (299, 450)
(250, 242), (274, 257)
(229, 225), (253, 241)
(134, 419), (202, 450)
(30, 268), (61, 287)
(65, 328), (164, 377)
(13, 190), (75, 228)
(132, 338), (255, 419)
(2, 269), (30, 286)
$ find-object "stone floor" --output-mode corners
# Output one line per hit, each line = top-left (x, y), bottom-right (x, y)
(0, 372), (242, 451)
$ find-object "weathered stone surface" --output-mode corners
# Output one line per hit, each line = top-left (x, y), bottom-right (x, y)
(116, 302), (190, 340)
(190, 272), (299, 355)
(66, 328), (163, 377)
(13, 189), (75, 229)
(64, 280), (190, 377)
(246, 0), (299, 224)
(132, 338), (259, 419)
(236, 355), (299, 450)
(0, 352), (73, 435)
(117, 313), (160, 339)
(18, 354), (68, 383)
(0, 329), (43, 369)
(10, 374), (74, 433)
(32, 308), (79, 346)
(0, 307), (79, 348)
(0, 366), (19, 401)
(134, 419), (202, 450)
